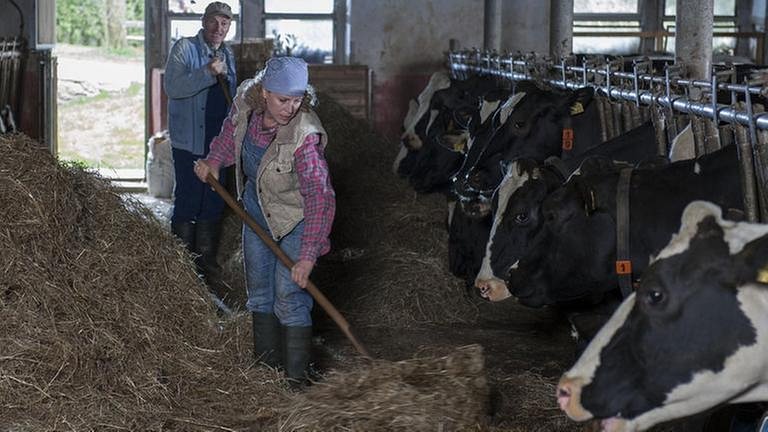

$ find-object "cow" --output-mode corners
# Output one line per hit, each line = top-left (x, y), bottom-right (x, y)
(472, 120), (662, 299)
(452, 84), (603, 218)
(557, 200), (768, 432)
(397, 71), (451, 159)
(477, 143), (743, 308)
(395, 74), (506, 195)
(446, 84), (609, 282)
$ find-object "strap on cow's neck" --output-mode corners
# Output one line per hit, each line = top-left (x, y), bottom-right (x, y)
(616, 167), (634, 298)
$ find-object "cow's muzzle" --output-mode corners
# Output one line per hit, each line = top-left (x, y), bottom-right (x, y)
(475, 277), (511, 302)
(401, 133), (423, 151)
(459, 199), (492, 218)
(557, 376), (592, 421)
(558, 376), (632, 431)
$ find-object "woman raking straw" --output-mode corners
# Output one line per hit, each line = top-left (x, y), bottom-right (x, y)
(194, 56), (335, 389)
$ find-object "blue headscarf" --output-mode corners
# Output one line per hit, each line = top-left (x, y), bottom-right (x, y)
(261, 56), (308, 97)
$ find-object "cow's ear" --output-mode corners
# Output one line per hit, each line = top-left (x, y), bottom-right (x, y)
(569, 87), (594, 116)
(544, 156), (569, 181)
(734, 234), (768, 286)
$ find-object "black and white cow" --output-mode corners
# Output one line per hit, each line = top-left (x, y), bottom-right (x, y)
(557, 200), (768, 432)
(477, 143), (743, 307)
(446, 85), (608, 281)
(474, 120), (663, 303)
(397, 71), (452, 159)
(395, 74), (506, 195)
(452, 84), (603, 218)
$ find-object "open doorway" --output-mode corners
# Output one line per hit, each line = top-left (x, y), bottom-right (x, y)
(55, 0), (145, 183)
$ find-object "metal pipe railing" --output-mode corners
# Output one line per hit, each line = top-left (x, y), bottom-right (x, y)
(448, 50), (768, 131)
(447, 49), (768, 223)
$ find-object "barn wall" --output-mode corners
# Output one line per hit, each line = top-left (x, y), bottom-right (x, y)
(501, 2), (550, 54)
(349, 0), (549, 138)
(350, 0), (483, 138)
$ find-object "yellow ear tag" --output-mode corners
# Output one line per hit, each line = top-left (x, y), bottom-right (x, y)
(757, 267), (768, 283)
(454, 137), (467, 152)
(570, 101), (584, 115)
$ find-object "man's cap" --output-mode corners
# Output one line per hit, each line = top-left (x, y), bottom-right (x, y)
(204, 2), (233, 20)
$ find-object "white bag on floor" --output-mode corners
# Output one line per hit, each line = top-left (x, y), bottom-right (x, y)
(146, 130), (175, 198)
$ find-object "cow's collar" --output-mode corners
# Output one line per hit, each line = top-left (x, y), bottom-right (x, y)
(616, 167), (634, 298)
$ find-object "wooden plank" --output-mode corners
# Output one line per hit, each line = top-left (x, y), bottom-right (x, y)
(325, 93), (367, 106)
(308, 64), (370, 122)
(310, 69), (368, 78)
(312, 81), (366, 93)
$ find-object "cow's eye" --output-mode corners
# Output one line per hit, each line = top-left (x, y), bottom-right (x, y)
(514, 121), (525, 129)
(513, 213), (529, 224)
(646, 289), (664, 305)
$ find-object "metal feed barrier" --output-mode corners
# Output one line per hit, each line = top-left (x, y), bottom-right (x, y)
(0, 37), (23, 135)
(448, 49), (768, 223)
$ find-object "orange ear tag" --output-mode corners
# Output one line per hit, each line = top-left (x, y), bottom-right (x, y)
(562, 128), (574, 151)
(616, 260), (632, 275)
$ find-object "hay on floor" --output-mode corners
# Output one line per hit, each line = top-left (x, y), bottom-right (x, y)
(280, 345), (488, 432)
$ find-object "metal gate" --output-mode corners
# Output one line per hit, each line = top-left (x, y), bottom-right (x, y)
(0, 37), (23, 135)
(448, 50), (768, 222)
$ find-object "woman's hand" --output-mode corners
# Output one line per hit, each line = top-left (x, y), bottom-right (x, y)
(194, 160), (218, 183)
(291, 260), (314, 289)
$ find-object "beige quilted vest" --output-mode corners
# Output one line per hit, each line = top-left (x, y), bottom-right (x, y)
(229, 79), (327, 239)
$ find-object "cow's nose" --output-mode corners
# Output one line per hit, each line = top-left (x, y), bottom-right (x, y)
(475, 279), (491, 300)
(476, 281), (490, 298)
(402, 134), (422, 151)
(557, 376), (592, 421)
(557, 383), (572, 411)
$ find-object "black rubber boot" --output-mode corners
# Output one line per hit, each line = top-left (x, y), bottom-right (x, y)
(283, 326), (313, 390)
(171, 221), (196, 252)
(194, 220), (222, 284)
(252, 312), (282, 368)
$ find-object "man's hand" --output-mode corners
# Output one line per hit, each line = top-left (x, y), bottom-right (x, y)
(291, 260), (314, 289)
(193, 159), (218, 183)
(208, 57), (226, 76)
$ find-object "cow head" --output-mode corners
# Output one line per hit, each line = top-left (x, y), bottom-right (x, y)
(503, 160), (630, 307)
(452, 85), (593, 218)
(398, 72), (452, 157)
(475, 159), (564, 303)
(557, 201), (768, 432)
(476, 158), (614, 306)
(396, 75), (500, 195)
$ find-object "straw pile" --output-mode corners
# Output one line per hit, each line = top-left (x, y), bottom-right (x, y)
(282, 345), (488, 431)
(0, 133), (288, 430)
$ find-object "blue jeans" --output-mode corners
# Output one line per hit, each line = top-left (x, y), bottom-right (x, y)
(242, 190), (313, 327)
(171, 147), (226, 224)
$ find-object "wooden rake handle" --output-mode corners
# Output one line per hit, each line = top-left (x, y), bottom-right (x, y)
(217, 74), (233, 107)
(205, 173), (372, 359)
